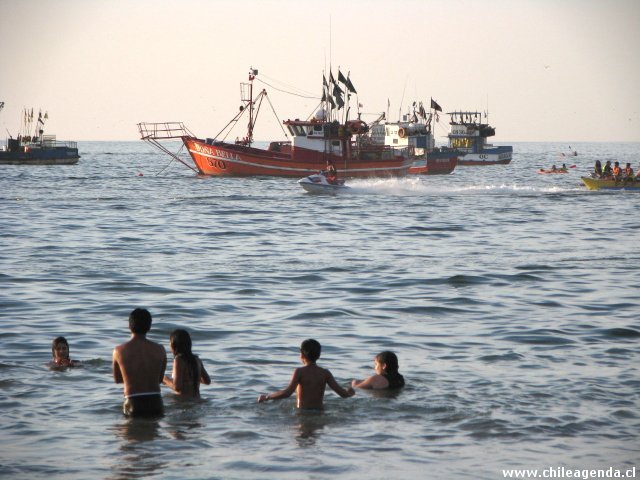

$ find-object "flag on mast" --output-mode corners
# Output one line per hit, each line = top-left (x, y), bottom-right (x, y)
(430, 98), (442, 112)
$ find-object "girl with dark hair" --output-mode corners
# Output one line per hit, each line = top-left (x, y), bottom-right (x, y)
(163, 329), (211, 397)
(50, 336), (80, 368)
(352, 351), (405, 390)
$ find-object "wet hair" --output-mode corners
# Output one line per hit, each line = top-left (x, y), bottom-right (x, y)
(376, 351), (400, 375)
(129, 308), (152, 334)
(51, 336), (69, 358)
(170, 329), (200, 394)
(300, 339), (321, 362)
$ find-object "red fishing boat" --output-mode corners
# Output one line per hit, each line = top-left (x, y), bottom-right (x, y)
(139, 69), (413, 178)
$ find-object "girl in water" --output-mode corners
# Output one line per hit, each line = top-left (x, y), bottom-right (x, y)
(352, 351), (405, 390)
(163, 329), (211, 397)
(50, 336), (79, 368)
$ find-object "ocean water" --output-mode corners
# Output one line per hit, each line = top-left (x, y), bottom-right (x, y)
(0, 141), (639, 479)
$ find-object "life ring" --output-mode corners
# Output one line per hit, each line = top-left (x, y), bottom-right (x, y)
(398, 128), (406, 138)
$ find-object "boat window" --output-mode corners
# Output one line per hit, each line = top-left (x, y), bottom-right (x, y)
(288, 125), (308, 136)
(451, 138), (472, 149)
(332, 140), (340, 146)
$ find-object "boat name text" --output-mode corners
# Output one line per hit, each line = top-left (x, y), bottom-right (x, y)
(193, 142), (240, 161)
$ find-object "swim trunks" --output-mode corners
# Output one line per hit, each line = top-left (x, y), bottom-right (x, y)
(123, 392), (164, 417)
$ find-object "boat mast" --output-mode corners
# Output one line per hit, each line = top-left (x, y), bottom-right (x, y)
(246, 67), (258, 145)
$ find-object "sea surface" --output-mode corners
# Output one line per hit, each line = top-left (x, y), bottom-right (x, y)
(1, 141), (639, 479)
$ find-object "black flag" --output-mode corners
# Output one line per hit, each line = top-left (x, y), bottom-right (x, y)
(430, 98), (442, 112)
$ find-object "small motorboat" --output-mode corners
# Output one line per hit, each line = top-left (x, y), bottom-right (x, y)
(298, 173), (350, 194)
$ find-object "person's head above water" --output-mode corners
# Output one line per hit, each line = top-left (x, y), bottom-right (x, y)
(375, 351), (400, 374)
(129, 308), (152, 334)
(52, 336), (70, 361)
(169, 329), (193, 356)
(300, 339), (321, 362)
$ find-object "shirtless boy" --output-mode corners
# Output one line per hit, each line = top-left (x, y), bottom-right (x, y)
(258, 339), (354, 409)
(112, 308), (167, 417)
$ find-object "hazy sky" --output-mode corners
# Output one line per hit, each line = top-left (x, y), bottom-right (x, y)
(1, 0), (639, 142)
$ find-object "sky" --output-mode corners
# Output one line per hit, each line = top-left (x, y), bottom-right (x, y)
(1, 0), (639, 143)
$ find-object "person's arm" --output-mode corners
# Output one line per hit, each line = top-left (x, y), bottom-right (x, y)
(159, 347), (167, 384)
(199, 358), (211, 385)
(112, 349), (123, 384)
(351, 374), (387, 390)
(326, 370), (355, 398)
(258, 368), (300, 402)
(163, 356), (185, 393)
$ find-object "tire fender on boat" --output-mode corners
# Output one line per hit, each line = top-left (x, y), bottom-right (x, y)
(346, 120), (368, 135)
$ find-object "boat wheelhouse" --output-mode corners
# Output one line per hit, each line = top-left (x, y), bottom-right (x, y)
(447, 111), (512, 165)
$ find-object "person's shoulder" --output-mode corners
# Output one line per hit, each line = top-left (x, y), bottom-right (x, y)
(316, 365), (334, 378)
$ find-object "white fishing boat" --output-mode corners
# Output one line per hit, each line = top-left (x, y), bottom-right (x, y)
(367, 99), (458, 175)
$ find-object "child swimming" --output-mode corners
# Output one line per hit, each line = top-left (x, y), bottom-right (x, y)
(258, 338), (355, 409)
(50, 336), (79, 368)
(163, 329), (211, 398)
(352, 351), (405, 390)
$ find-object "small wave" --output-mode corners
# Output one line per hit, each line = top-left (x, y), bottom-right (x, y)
(502, 329), (576, 345)
(479, 352), (524, 362)
(601, 327), (640, 338)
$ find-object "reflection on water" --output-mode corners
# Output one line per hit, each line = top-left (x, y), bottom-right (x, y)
(294, 410), (327, 447)
(109, 418), (165, 480)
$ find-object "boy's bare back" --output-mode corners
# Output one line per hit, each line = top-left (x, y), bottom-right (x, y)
(113, 336), (166, 396)
(295, 363), (335, 409)
(260, 362), (354, 409)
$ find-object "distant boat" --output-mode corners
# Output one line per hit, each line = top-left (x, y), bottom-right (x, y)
(139, 68), (413, 178)
(0, 105), (80, 165)
(367, 100), (458, 175)
(447, 111), (512, 165)
(581, 176), (640, 191)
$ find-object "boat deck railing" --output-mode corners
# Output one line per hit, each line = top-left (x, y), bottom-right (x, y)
(137, 121), (198, 173)
(138, 122), (195, 141)
(19, 135), (78, 150)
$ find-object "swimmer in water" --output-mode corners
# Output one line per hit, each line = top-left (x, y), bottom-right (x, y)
(50, 336), (80, 368)
(351, 351), (405, 390)
(163, 329), (211, 398)
(258, 338), (355, 409)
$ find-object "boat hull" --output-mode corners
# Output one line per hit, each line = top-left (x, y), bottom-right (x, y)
(408, 149), (458, 175)
(581, 176), (640, 191)
(0, 147), (80, 165)
(183, 137), (413, 178)
(457, 146), (513, 166)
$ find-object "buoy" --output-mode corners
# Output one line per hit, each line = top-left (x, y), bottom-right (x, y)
(138, 172), (144, 176)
